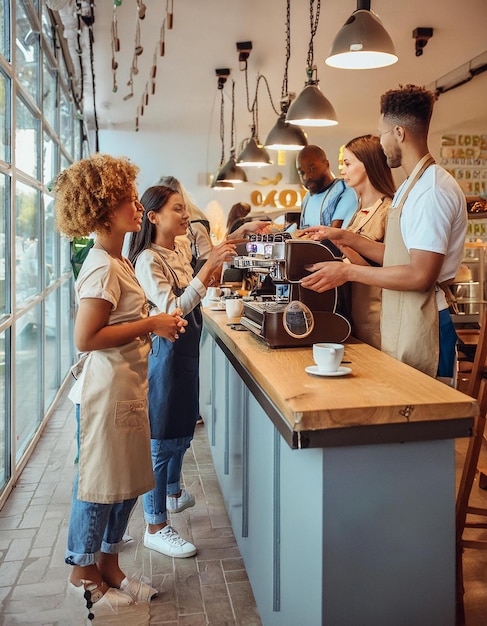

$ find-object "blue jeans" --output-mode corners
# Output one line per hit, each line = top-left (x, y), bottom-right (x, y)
(65, 472), (137, 566)
(65, 404), (137, 566)
(437, 308), (458, 378)
(142, 436), (192, 525)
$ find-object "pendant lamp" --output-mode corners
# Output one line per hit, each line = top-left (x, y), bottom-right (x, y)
(264, 0), (308, 150)
(237, 135), (272, 167)
(215, 81), (247, 184)
(211, 71), (235, 189)
(264, 112), (308, 150)
(236, 51), (272, 167)
(286, 0), (338, 127)
(325, 0), (397, 70)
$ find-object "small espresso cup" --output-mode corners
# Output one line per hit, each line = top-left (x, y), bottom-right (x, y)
(312, 343), (344, 373)
(207, 286), (222, 301)
(226, 298), (244, 319)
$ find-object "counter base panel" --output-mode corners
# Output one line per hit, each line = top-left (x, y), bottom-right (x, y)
(202, 334), (456, 626)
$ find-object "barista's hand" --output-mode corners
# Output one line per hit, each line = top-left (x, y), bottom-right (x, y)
(300, 261), (349, 293)
(301, 226), (348, 244)
(151, 309), (187, 341)
(198, 241), (237, 287)
(206, 241), (237, 268)
(228, 220), (271, 239)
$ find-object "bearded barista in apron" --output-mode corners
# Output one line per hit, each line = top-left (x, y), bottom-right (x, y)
(54, 155), (186, 617)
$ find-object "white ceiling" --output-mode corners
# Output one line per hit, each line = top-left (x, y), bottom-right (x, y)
(78, 0), (487, 144)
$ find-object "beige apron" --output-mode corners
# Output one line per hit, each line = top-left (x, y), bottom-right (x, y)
(381, 155), (439, 377)
(78, 336), (155, 503)
(349, 197), (391, 350)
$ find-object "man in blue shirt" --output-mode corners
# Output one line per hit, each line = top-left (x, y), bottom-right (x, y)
(296, 144), (358, 229)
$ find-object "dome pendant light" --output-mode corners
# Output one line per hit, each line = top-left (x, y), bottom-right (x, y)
(286, 0), (338, 127)
(237, 136), (272, 167)
(264, 0), (308, 150)
(211, 70), (235, 190)
(215, 81), (247, 184)
(286, 75), (338, 127)
(235, 46), (272, 167)
(265, 112), (308, 151)
(326, 0), (397, 70)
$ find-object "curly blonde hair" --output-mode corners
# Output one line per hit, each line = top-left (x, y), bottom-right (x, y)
(53, 154), (140, 238)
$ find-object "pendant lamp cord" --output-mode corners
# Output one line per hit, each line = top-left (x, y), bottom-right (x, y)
(219, 88), (225, 167)
(230, 80), (236, 156)
(307, 0), (321, 70)
(281, 0), (290, 102)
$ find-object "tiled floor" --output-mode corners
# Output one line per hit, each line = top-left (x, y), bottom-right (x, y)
(0, 388), (261, 625)
(1, 387), (487, 625)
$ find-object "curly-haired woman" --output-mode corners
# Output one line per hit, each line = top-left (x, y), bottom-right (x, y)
(54, 154), (187, 618)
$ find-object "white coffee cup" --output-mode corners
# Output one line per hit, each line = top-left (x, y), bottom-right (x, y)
(207, 286), (222, 301)
(221, 287), (232, 297)
(312, 343), (344, 373)
(226, 298), (244, 319)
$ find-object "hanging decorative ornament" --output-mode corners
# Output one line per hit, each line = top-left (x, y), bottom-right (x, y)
(159, 20), (166, 56)
(166, 0), (174, 29)
(111, 7), (120, 51)
(137, 0), (146, 20)
(135, 19), (143, 56)
(111, 4), (119, 92)
(123, 75), (134, 100)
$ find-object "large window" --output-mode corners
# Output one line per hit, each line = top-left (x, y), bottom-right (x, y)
(15, 182), (40, 305)
(0, 71), (10, 164)
(0, 174), (7, 317)
(16, 97), (40, 179)
(15, 2), (40, 106)
(0, 1), (80, 504)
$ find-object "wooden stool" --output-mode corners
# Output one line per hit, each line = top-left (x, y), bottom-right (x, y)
(455, 312), (487, 624)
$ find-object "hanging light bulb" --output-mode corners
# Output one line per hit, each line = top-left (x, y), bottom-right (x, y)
(286, 0), (338, 127)
(325, 0), (397, 70)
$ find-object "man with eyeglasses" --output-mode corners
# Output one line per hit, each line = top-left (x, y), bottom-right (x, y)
(301, 84), (467, 383)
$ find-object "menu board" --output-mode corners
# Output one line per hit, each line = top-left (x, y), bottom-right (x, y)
(440, 134), (487, 196)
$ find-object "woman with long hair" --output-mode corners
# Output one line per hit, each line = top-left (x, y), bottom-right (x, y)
(303, 135), (396, 348)
(128, 185), (236, 558)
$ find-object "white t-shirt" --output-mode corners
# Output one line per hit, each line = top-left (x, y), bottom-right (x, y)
(395, 164), (467, 309)
(69, 247), (149, 404)
(134, 239), (206, 316)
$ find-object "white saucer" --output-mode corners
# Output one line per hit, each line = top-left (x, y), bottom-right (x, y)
(305, 365), (352, 377)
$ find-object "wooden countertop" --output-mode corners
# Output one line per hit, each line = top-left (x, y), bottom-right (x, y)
(203, 308), (478, 448)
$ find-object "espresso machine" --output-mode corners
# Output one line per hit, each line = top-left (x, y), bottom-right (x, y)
(233, 234), (351, 348)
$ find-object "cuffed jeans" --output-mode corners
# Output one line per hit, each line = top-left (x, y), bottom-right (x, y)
(142, 436), (192, 525)
(65, 404), (137, 566)
(65, 472), (137, 566)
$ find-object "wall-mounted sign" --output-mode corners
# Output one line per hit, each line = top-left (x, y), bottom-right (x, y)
(250, 186), (307, 209)
(440, 134), (487, 196)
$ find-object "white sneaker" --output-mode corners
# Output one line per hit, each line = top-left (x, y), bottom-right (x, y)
(144, 525), (197, 558)
(166, 489), (195, 513)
